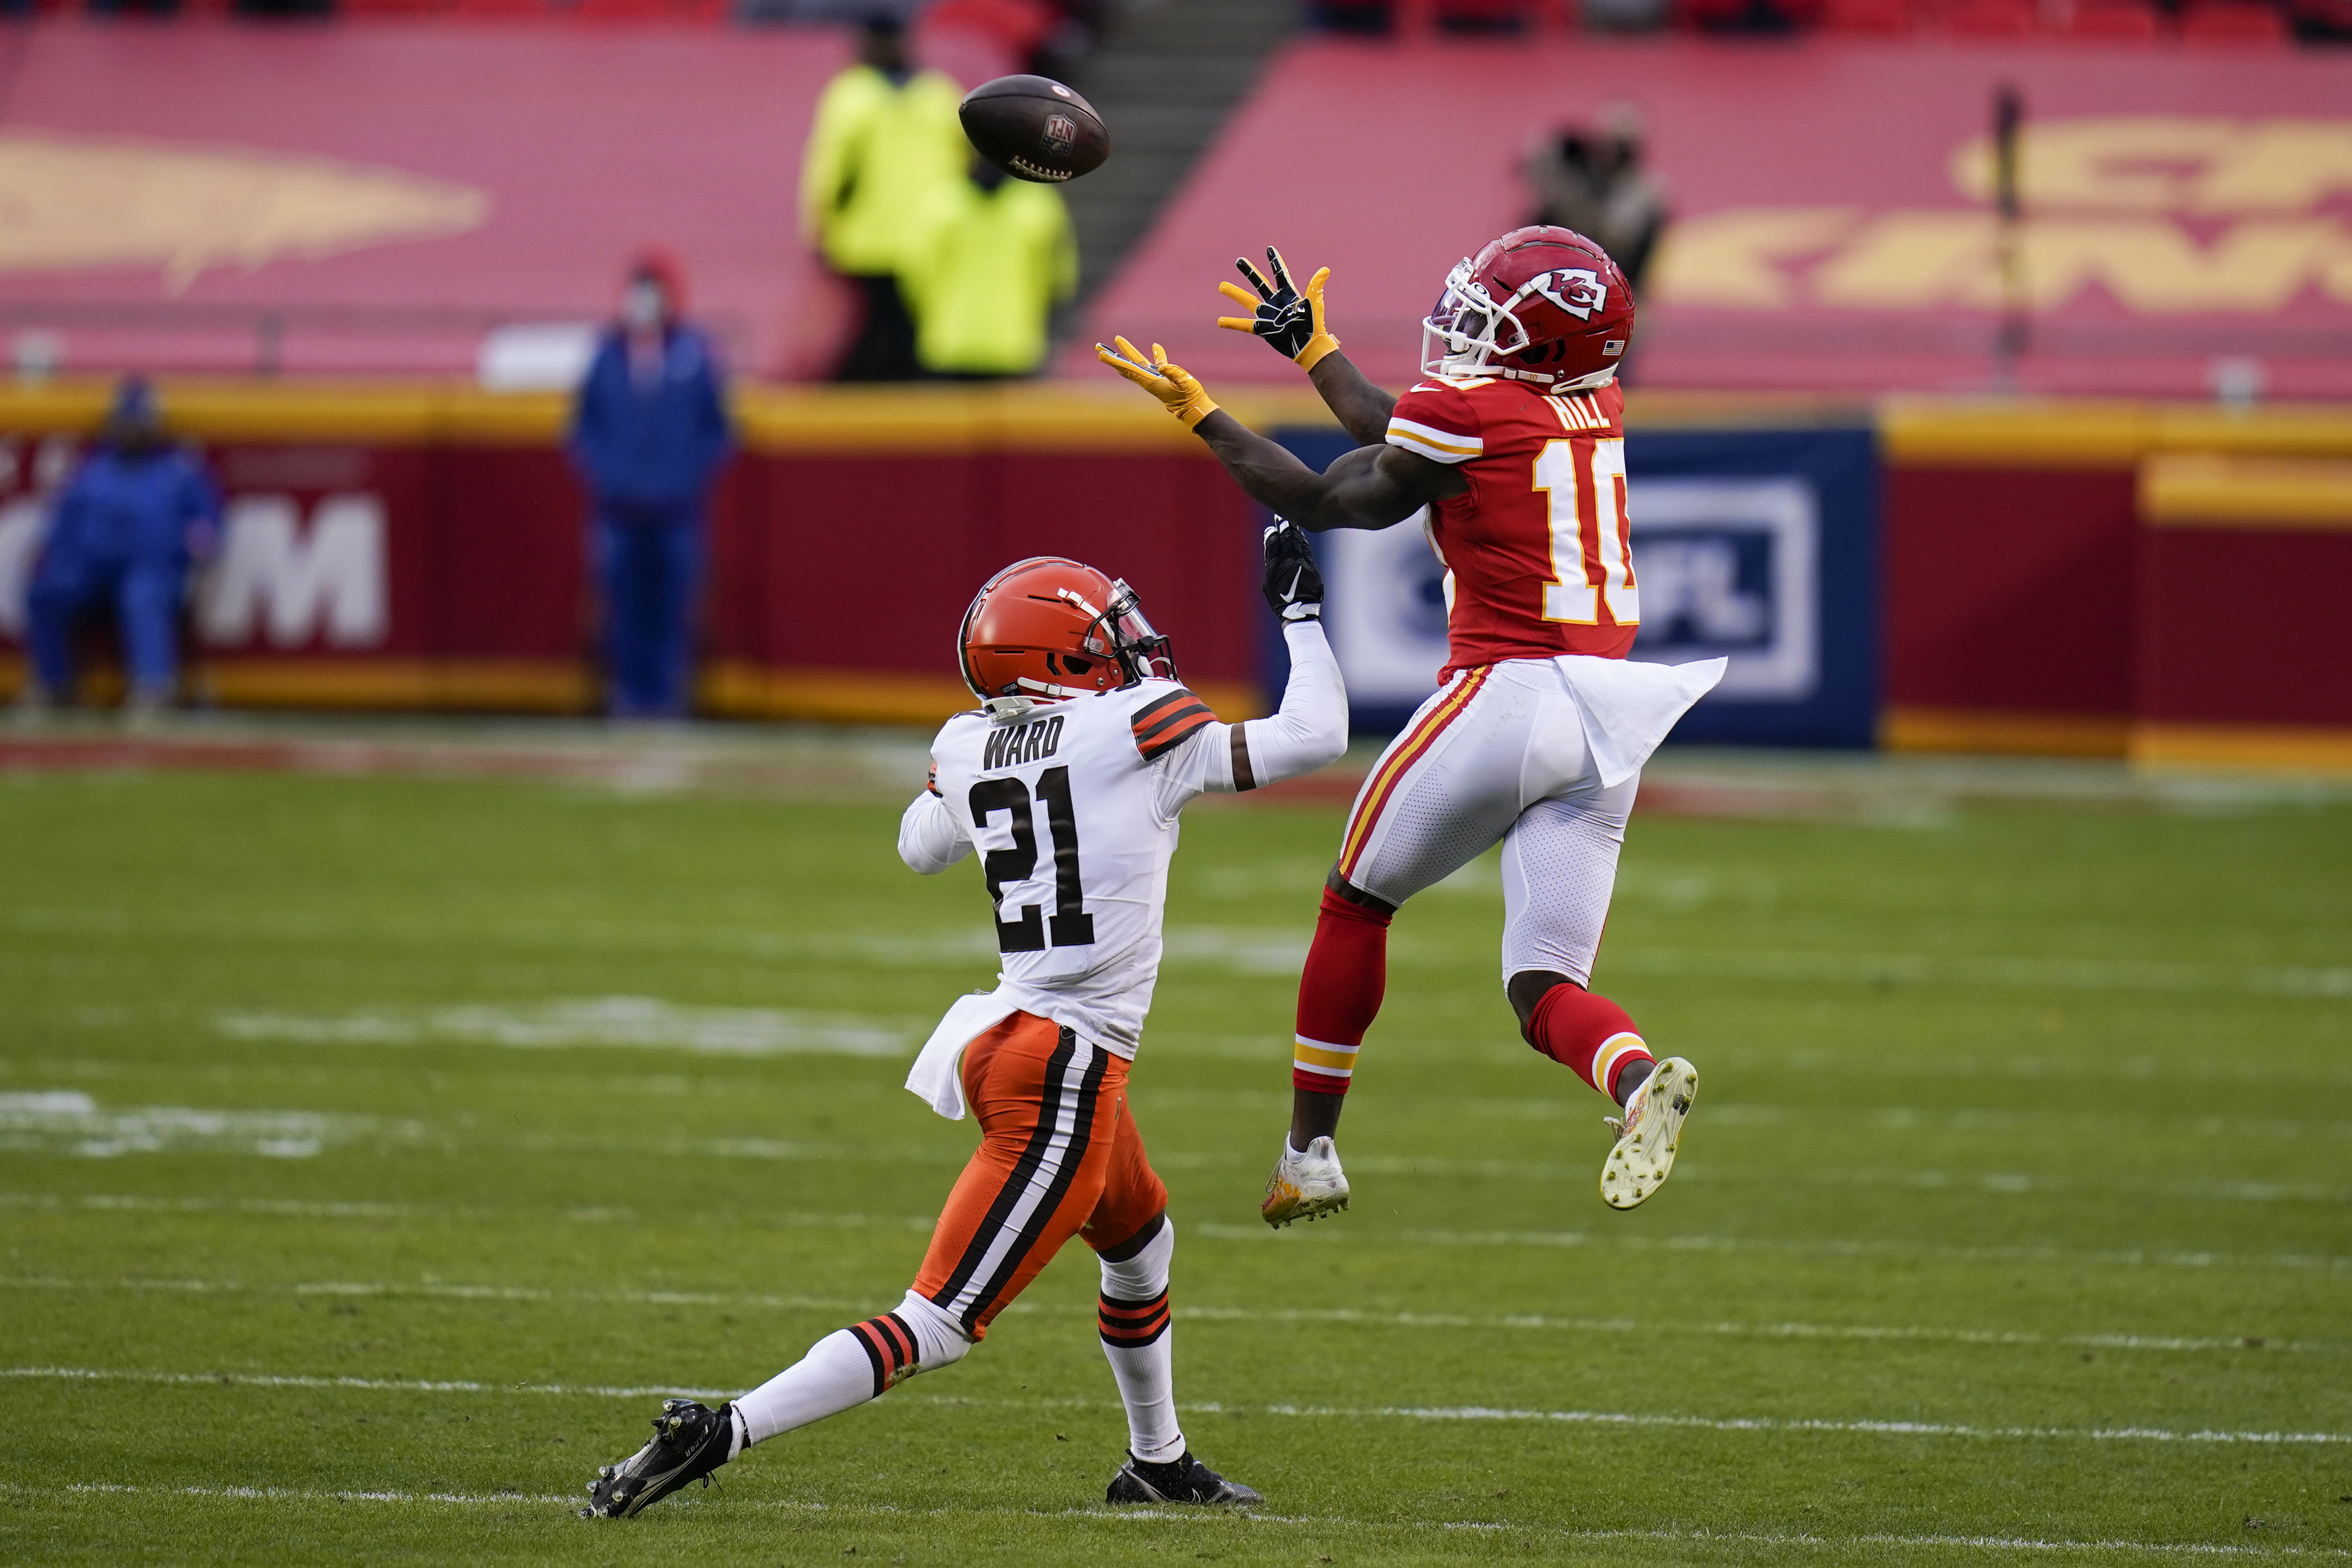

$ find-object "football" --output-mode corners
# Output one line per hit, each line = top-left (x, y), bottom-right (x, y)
(958, 74), (1109, 184)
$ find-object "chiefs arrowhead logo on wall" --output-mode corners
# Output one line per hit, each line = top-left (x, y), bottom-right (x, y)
(1530, 268), (1607, 321)
(0, 130), (488, 295)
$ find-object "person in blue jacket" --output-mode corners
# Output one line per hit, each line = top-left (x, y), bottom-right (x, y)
(22, 378), (221, 716)
(567, 251), (734, 719)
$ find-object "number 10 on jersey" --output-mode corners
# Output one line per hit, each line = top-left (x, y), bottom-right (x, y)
(1534, 435), (1639, 626)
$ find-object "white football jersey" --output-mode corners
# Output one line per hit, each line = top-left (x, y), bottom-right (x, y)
(905, 680), (1226, 1057)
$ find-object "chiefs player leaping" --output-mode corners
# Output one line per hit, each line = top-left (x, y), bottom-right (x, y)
(1099, 225), (1724, 1223)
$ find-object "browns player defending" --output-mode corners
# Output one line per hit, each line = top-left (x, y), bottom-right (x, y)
(1099, 226), (1722, 1225)
(579, 535), (1346, 1518)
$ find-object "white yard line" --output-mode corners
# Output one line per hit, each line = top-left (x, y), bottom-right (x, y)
(1443, 1523), (2350, 1559)
(53, 1481), (575, 1507)
(11, 1186), (2347, 1274)
(1226, 1401), (2352, 1446)
(16, 901), (2352, 997)
(10, 1367), (2348, 1448)
(22, 1483), (2345, 1556)
(1193, 1221), (2352, 1275)
(3, 1366), (736, 1399)
(0, 1190), (937, 1230)
(0, 1274), (2325, 1357)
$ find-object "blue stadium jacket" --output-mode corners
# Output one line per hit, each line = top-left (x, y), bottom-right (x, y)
(43, 446), (221, 566)
(566, 325), (734, 518)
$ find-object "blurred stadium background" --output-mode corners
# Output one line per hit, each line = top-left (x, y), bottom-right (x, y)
(4, 3), (2352, 1562)
(0, 0), (2345, 759)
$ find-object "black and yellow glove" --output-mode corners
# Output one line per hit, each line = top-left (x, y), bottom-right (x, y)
(1096, 336), (1220, 428)
(1216, 247), (1341, 371)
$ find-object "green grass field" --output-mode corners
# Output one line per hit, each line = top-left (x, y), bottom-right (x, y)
(2, 729), (2349, 1565)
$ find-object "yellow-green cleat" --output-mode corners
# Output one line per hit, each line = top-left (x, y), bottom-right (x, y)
(1600, 1057), (1697, 1210)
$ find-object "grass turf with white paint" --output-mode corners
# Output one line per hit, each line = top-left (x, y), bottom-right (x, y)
(1, 749), (2347, 1565)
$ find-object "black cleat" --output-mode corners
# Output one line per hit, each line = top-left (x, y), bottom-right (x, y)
(1106, 1449), (1262, 1507)
(579, 1398), (738, 1518)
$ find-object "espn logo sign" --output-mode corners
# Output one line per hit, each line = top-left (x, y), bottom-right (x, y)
(197, 493), (388, 649)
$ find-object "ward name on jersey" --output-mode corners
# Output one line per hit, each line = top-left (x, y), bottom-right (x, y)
(1386, 374), (1639, 678)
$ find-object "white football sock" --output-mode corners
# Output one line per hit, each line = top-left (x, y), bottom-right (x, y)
(1096, 1217), (1184, 1464)
(733, 1291), (971, 1449)
(733, 1329), (876, 1448)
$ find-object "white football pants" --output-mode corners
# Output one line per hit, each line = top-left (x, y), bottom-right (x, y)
(1334, 658), (1636, 987)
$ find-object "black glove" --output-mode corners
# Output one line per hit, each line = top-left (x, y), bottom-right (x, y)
(1215, 249), (1338, 368)
(1261, 520), (1323, 621)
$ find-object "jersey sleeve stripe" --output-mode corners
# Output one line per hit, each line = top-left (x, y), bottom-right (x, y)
(1135, 706), (1214, 761)
(1386, 417), (1482, 464)
(1130, 690), (1192, 728)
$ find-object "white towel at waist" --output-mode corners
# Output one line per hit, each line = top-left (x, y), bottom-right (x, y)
(1551, 654), (1726, 788)
(903, 989), (1020, 1121)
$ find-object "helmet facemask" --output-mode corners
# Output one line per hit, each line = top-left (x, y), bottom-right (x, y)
(1099, 581), (1177, 686)
(1421, 260), (1532, 382)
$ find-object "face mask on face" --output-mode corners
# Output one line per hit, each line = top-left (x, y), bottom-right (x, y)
(621, 280), (665, 331)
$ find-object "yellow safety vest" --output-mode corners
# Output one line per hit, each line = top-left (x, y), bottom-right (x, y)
(902, 178), (1076, 376)
(799, 64), (970, 277)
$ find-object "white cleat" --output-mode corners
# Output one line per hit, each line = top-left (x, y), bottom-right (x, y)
(1600, 1056), (1697, 1210)
(1261, 1134), (1349, 1227)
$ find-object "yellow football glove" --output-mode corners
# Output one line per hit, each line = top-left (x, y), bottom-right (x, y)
(1096, 336), (1220, 428)
(1215, 247), (1340, 371)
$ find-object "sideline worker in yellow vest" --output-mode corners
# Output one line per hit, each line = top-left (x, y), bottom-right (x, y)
(799, 13), (969, 381)
(902, 156), (1077, 379)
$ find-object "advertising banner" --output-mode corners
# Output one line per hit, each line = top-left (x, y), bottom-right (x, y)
(0, 391), (1266, 723)
(1280, 426), (1879, 748)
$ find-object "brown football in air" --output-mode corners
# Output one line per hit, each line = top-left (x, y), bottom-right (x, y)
(958, 74), (1109, 184)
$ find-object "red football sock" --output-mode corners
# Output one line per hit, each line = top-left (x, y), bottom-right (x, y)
(1291, 886), (1391, 1094)
(1526, 983), (1653, 1100)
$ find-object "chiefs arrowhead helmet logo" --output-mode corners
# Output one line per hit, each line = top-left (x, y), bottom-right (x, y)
(1529, 268), (1607, 322)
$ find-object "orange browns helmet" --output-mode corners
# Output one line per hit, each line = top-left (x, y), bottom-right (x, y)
(1421, 224), (1635, 393)
(958, 556), (1178, 719)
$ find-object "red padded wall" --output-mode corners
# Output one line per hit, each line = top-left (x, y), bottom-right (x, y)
(1883, 467), (2137, 720)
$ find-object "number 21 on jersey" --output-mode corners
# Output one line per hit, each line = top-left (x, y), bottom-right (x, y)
(968, 766), (1094, 954)
(1534, 435), (1639, 626)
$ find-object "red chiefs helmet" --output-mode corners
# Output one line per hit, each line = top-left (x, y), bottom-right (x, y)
(1421, 225), (1635, 392)
(958, 557), (1177, 718)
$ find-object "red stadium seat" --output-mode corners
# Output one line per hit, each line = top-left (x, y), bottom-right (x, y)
(2284, 0), (2352, 34)
(927, 0), (1060, 56)
(1823, 0), (1914, 30)
(453, 0), (553, 17)
(2179, 0), (2288, 34)
(1675, 0), (1750, 26)
(2064, 0), (2159, 33)
(576, 0), (669, 20)
(342, 0), (449, 15)
(1433, 0), (1531, 28)
(1944, 0), (2041, 32)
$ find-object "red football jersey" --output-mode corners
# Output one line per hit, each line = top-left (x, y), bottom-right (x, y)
(1385, 375), (1639, 678)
